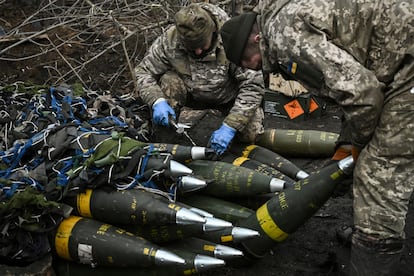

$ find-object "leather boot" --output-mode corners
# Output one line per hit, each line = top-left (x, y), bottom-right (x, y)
(350, 230), (404, 276)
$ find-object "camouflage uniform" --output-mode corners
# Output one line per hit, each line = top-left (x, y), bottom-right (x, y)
(135, 3), (265, 143)
(254, 0), (414, 241)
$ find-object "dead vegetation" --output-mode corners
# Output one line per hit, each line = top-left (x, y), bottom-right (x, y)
(0, 0), (238, 93)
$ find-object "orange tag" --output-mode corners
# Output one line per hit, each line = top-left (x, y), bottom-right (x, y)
(309, 98), (319, 113)
(284, 99), (304, 119)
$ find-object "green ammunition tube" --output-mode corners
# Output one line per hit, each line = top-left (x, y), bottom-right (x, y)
(198, 226), (260, 245)
(65, 188), (204, 226)
(221, 153), (296, 185)
(124, 217), (232, 244)
(229, 143), (309, 180)
(54, 248), (224, 276)
(256, 128), (339, 158)
(179, 194), (255, 224)
(238, 156), (354, 258)
(187, 160), (286, 196)
(53, 258), (170, 276)
(53, 215), (185, 267)
(151, 143), (215, 162)
(166, 237), (244, 260)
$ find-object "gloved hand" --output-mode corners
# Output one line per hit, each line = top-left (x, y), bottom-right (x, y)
(208, 123), (236, 156)
(152, 98), (176, 126)
(331, 144), (352, 161)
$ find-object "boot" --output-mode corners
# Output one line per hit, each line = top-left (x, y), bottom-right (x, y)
(350, 230), (404, 276)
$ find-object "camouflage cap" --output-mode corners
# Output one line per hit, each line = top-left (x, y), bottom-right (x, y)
(174, 4), (216, 49)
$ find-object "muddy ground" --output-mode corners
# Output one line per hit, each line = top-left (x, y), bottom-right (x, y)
(1, 2), (413, 276)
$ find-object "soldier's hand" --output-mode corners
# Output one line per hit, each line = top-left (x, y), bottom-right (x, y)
(152, 98), (176, 126)
(208, 123), (236, 156)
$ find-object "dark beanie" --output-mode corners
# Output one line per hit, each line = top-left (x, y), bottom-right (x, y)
(220, 12), (257, 66)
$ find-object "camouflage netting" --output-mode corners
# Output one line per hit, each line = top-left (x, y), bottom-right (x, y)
(0, 0), (258, 272)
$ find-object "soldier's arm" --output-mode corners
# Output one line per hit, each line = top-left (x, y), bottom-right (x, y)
(278, 31), (384, 148)
(224, 67), (265, 131)
(135, 29), (174, 106)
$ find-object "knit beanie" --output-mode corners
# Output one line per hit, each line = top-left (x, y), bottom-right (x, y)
(220, 12), (257, 66)
(175, 4), (216, 50)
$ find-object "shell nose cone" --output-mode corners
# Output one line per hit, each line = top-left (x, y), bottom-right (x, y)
(203, 217), (233, 232)
(194, 255), (226, 272)
(176, 208), (206, 225)
(154, 249), (186, 266)
(231, 227), (260, 242)
(214, 244), (244, 259)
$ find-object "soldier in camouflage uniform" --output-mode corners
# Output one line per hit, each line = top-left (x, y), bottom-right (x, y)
(135, 3), (265, 156)
(219, 0), (414, 274)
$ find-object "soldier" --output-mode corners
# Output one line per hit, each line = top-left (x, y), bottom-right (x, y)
(135, 3), (265, 156)
(219, 0), (414, 274)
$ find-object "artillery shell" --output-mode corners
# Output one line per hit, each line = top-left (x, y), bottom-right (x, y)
(65, 188), (205, 226)
(256, 128), (339, 158)
(53, 215), (185, 267)
(238, 156), (354, 258)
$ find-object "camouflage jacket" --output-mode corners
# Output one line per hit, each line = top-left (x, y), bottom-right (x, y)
(254, 0), (414, 148)
(135, 3), (265, 131)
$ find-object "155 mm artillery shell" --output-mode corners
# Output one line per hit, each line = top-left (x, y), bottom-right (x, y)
(238, 156), (354, 258)
(124, 217), (233, 244)
(151, 143), (215, 162)
(256, 129), (339, 158)
(220, 153), (295, 185)
(179, 194), (255, 224)
(187, 160), (287, 196)
(229, 143), (309, 180)
(166, 237), (244, 260)
(53, 215), (185, 267)
(65, 188), (205, 226)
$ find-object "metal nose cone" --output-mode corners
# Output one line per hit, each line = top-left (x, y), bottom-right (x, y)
(187, 207), (214, 218)
(269, 178), (286, 192)
(296, 170), (310, 179)
(194, 255), (226, 272)
(190, 146), (208, 160)
(203, 217), (233, 232)
(169, 160), (193, 177)
(177, 175), (208, 193)
(338, 155), (355, 175)
(214, 244), (244, 259)
(176, 208), (206, 225)
(154, 249), (186, 266)
(231, 227), (260, 243)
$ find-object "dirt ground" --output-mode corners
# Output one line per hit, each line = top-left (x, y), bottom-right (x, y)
(1, 2), (414, 276)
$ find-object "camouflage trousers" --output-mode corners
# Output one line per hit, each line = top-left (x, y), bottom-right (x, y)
(353, 86), (414, 239)
(159, 71), (264, 143)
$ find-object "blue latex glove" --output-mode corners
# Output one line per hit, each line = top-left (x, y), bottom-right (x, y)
(152, 99), (176, 126)
(208, 123), (236, 156)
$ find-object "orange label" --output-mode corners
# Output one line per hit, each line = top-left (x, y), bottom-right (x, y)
(284, 99), (304, 119)
(309, 98), (319, 113)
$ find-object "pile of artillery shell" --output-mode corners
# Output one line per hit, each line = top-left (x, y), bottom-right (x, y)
(53, 134), (354, 276)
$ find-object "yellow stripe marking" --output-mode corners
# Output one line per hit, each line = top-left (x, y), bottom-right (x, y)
(203, 245), (215, 252)
(77, 189), (92, 217)
(241, 144), (258, 158)
(232, 157), (248, 166)
(220, 235), (233, 243)
(256, 203), (289, 241)
(291, 62), (297, 74)
(55, 215), (82, 260)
